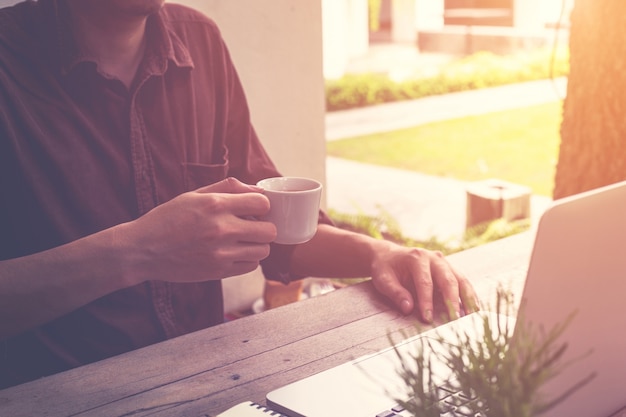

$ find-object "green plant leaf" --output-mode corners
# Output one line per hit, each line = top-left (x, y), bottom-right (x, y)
(387, 286), (593, 417)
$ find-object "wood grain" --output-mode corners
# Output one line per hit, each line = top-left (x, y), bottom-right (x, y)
(0, 232), (533, 417)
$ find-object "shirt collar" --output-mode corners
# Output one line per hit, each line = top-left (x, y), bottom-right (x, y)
(141, 5), (195, 76)
(47, 0), (194, 78)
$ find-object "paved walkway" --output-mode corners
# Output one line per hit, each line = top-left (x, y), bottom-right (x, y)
(324, 78), (565, 241)
(326, 77), (567, 141)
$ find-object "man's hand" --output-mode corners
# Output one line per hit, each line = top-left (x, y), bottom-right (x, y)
(289, 224), (480, 323)
(0, 177), (277, 339)
(368, 241), (480, 323)
(121, 177), (277, 283)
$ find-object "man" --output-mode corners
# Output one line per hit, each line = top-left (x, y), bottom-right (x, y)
(0, 0), (479, 388)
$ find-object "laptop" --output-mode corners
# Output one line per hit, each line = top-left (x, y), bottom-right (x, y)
(265, 180), (626, 417)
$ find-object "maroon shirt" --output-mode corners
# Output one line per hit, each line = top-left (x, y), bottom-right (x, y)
(0, 0), (319, 388)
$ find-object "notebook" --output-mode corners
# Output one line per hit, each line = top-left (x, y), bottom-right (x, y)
(219, 180), (626, 417)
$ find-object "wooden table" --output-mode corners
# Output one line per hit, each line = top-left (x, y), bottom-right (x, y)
(0, 232), (534, 417)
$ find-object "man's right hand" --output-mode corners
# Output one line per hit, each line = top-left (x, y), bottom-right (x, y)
(0, 177), (277, 339)
(120, 177), (277, 284)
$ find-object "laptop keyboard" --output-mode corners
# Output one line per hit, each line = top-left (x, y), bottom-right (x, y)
(375, 382), (488, 417)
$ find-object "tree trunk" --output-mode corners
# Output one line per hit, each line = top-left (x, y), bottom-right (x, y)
(553, 0), (626, 199)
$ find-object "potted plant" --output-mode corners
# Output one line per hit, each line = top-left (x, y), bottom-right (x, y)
(390, 287), (595, 417)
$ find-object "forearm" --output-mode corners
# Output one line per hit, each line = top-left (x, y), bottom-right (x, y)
(290, 223), (479, 321)
(289, 223), (393, 279)
(0, 224), (139, 340)
(0, 180), (278, 340)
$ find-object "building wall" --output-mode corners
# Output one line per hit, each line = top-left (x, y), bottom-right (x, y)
(391, 0), (418, 42)
(322, 0), (369, 79)
(416, 0), (444, 30)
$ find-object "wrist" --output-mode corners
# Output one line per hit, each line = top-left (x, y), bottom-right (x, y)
(109, 222), (147, 288)
(291, 224), (397, 279)
(339, 228), (396, 277)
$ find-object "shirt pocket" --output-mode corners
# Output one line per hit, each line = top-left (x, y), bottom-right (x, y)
(182, 161), (229, 191)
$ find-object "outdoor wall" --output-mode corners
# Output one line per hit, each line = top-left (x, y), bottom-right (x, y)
(416, 0), (444, 31)
(513, 0), (542, 30)
(391, 0), (417, 43)
(322, 0), (369, 79)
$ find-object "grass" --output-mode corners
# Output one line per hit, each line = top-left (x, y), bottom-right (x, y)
(326, 101), (563, 197)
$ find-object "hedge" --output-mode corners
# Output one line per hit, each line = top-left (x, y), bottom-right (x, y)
(325, 48), (570, 112)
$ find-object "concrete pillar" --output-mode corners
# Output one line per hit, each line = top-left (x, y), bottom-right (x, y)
(347, 0), (370, 57)
(539, 0), (574, 27)
(415, 0), (444, 31)
(322, 0), (369, 79)
(513, 0), (543, 31)
(322, 0), (349, 79)
(391, 0), (417, 43)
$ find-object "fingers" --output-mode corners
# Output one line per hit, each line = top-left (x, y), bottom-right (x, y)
(212, 193), (275, 242)
(372, 269), (415, 316)
(195, 180), (276, 243)
(373, 248), (479, 324)
(222, 192), (271, 219)
(236, 216), (277, 244)
(434, 258), (481, 315)
(426, 252), (461, 320)
(457, 272), (481, 314)
(192, 183), (270, 219)
(410, 251), (438, 323)
(195, 177), (263, 195)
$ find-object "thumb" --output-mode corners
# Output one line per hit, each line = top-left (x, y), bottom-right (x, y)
(195, 177), (263, 194)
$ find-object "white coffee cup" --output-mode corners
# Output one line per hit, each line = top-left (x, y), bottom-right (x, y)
(256, 177), (322, 245)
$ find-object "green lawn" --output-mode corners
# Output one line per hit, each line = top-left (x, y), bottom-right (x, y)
(326, 101), (563, 197)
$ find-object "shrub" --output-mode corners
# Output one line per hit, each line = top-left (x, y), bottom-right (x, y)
(325, 47), (570, 112)
(327, 208), (530, 256)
